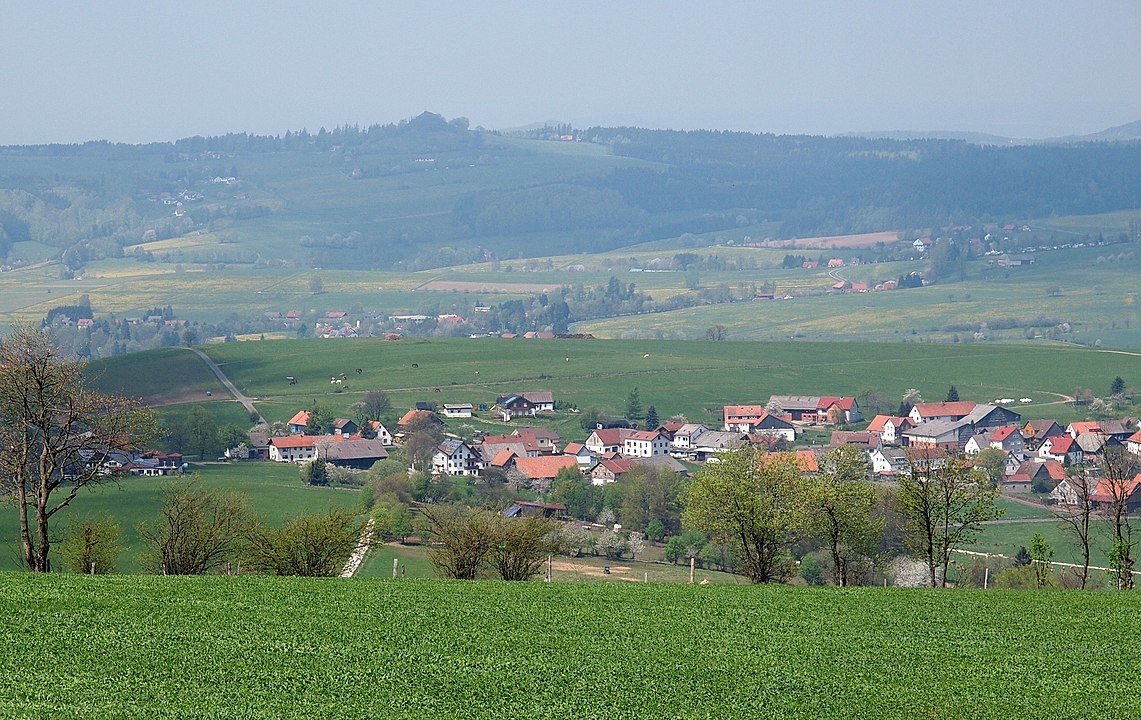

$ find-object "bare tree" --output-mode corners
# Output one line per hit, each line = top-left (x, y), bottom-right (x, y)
(417, 504), (496, 579)
(0, 325), (157, 572)
(138, 479), (253, 575)
(1095, 445), (1137, 589)
(1055, 469), (1096, 589)
(488, 514), (560, 581)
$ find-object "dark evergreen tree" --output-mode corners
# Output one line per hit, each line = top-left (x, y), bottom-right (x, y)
(946, 385), (960, 402)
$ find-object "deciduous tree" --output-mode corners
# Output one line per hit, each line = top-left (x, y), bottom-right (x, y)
(245, 507), (365, 576)
(682, 447), (804, 583)
(897, 451), (1004, 588)
(1055, 470), (1095, 589)
(0, 324), (157, 572)
(57, 515), (123, 574)
(804, 446), (882, 586)
(138, 479), (253, 575)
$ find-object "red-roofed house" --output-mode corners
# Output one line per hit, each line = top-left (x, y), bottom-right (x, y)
(288, 411), (311, 435)
(1067, 421), (1102, 438)
(269, 435), (319, 463)
(1126, 430), (1141, 456)
(591, 457), (639, 485)
(585, 428), (635, 456)
(867, 415), (913, 446)
(1038, 434), (1082, 465)
(510, 455), (581, 490)
(1090, 475), (1141, 513)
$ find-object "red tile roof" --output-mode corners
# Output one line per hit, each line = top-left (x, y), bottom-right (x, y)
(1046, 435), (1075, 454)
(1091, 475), (1141, 504)
(990, 426), (1018, 442)
(512, 455), (580, 479)
(270, 435), (318, 448)
(288, 410), (310, 426)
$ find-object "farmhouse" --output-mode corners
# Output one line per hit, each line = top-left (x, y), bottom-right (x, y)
(908, 402), (977, 424)
(591, 457), (639, 485)
(671, 423), (709, 450)
(269, 435), (318, 463)
(722, 406), (796, 439)
(866, 415), (913, 446)
(432, 439), (482, 477)
(288, 410), (311, 435)
(509, 455), (580, 491)
(324, 439), (388, 470)
(622, 429), (671, 458)
(1090, 476), (1141, 513)
(496, 391), (555, 421)
(767, 395), (861, 424)
(585, 428), (635, 456)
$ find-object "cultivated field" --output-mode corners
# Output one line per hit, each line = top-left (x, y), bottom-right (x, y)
(1, 575), (1137, 719)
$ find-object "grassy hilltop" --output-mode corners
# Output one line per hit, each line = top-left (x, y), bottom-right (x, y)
(1, 574), (1138, 719)
(89, 337), (1141, 432)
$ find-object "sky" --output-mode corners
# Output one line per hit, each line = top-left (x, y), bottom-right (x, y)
(3, 1), (1140, 145)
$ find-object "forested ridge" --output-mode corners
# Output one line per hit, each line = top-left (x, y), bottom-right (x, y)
(1, 112), (1139, 271)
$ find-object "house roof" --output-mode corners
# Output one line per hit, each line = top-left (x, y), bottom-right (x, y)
(288, 410), (311, 426)
(1091, 475), (1141, 504)
(867, 415), (907, 432)
(904, 420), (964, 440)
(398, 409), (433, 426)
(1127, 430), (1141, 444)
(326, 439), (388, 462)
(631, 455), (689, 474)
(512, 455), (579, 479)
(990, 426), (1018, 442)
(912, 402), (977, 419)
(1046, 435), (1075, 454)
(694, 430), (748, 450)
(490, 449), (517, 467)
(761, 450), (819, 473)
(596, 458), (639, 476)
(1074, 433), (1107, 453)
(1068, 421), (1102, 436)
(1024, 420), (1063, 439)
(625, 430), (665, 442)
(589, 428), (634, 446)
(830, 431), (879, 448)
(562, 442), (587, 455)
(513, 426), (559, 442)
(724, 405), (766, 421)
(270, 435), (318, 449)
(332, 418), (357, 430)
(436, 438), (469, 457)
(676, 423), (709, 436)
(522, 391), (554, 404)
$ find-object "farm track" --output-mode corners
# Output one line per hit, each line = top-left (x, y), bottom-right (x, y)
(183, 347), (266, 424)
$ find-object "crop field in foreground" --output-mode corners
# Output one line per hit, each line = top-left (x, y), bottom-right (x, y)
(1, 575), (1138, 719)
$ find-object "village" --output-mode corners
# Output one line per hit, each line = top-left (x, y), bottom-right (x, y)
(188, 386), (1141, 517)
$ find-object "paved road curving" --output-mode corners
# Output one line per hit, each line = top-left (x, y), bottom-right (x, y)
(183, 347), (266, 425)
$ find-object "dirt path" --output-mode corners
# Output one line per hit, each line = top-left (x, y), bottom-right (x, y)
(341, 519), (375, 578)
(182, 347), (266, 425)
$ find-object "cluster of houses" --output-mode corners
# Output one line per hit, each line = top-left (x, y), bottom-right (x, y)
(237, 410), (393, 469)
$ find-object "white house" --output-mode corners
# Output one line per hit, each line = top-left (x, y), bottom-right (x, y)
(622, 429), (670, 458)
(431, 439), (482, 477)
(671, 423), (709, 451)
(441, 403), (473, 418)
(268, 436), (318, 463)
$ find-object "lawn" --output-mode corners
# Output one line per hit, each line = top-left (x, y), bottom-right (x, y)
(0, 574), (1137, 719)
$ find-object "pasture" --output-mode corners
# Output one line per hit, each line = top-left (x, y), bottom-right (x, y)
(179, 337), (1139, 430)
(0, 463), (361, 573)
(1, 575), (1138, 719)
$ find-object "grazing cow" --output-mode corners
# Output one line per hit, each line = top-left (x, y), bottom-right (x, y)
(355, 368), (363, 375)
(411, 363), (418, 368)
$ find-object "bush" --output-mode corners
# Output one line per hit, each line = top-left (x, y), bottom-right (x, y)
(58, 516), (123, 574)
(246, 508), (365, 576)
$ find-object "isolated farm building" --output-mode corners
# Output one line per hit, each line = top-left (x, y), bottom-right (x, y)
(441, 403), (474, 418)
(866, 415), (913, 446)
(331, 418), (359, 436)
(431, 439), (482, 477)
(324, 438), (388, 470)
(287, 410), (311, 435)
(591, 457), (639, 485)
(585, 427), (636, 456)
(503, 500), (565, 519)
(1090, 475), (1141, 513)
(496, 391), (555, 421)
(671, 423), (709, 451)
(623, 429), (671, 458)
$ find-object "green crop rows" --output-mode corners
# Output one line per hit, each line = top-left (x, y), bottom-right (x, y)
(1, 574), (1138, 719)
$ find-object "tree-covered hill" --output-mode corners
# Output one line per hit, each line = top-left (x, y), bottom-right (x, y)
(1, 112), (1140, 274)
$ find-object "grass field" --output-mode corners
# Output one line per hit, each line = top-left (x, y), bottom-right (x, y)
(171, 337), (1141, 432)
(0, 463), (362, 573)
(1, 575), (1138, 719)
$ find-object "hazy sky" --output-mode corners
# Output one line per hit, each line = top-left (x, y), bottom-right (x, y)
(4, 2), (1140, 144)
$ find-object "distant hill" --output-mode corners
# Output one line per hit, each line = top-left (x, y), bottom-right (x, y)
(843, 120), (1141, 146)
(1049, 119), (1141, 144)
(2, 113), (1141, 274)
